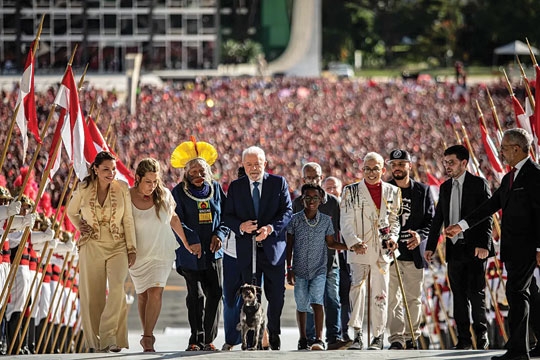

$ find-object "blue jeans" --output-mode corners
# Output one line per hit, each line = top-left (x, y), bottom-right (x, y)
(222, 254), (242, 346)
(306, 267), (341, 342)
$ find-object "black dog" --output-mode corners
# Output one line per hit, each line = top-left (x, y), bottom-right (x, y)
(236, 283), (265, 350)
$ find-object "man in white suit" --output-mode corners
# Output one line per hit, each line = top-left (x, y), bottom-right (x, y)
(340, 152), (401, 351)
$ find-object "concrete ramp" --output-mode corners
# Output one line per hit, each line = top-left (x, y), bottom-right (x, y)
(267, 0), (321, 77)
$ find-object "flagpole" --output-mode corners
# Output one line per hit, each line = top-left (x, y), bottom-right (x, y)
(0, 15), (45, 172)
(428, 263), (458, 346)
(8, 241), (50, 354)
(37, 253), (72, 354)
(485, 87), (504, 140)
(0, 46), (79, 327)
(10, 245), (53, 355)
(502, 69), (537, 162)
(516, 56), (535, 110)
(0, 103), (21, 171)
(51, 260), (79, 352)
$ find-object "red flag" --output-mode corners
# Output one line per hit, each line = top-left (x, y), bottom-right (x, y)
(87, 117), (134, 186)
(479, 121), (504, 181)
(15, 45), (41, 156)
(53, 65), (96, 180)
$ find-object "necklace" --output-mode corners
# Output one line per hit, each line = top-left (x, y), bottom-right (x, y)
(303, 211), (320, 227)
(183, 182), (214, 202)
(136, 188), (152, 201)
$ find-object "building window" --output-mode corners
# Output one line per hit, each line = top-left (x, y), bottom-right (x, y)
(104, 14), (117, 34)
(186, 18), (198, 35)
(121, 17), (134, 35)
(54, 16), (67, 35)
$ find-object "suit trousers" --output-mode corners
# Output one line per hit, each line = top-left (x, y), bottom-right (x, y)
(178, 259), (222, 347)
(387, 260), (424, 345)
(78, 228), (129, 350)
(348, 261), (390, 337)
(447, 253), (488, 345)
(504, 258), (539, 355)
(221, 254), (242, 346)
(240, 248), (285, 336)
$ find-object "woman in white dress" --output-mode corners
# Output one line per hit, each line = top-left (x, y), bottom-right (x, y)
(129, 158), (201, 352)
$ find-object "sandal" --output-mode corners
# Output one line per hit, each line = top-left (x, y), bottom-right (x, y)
(140, 335), (155, 352)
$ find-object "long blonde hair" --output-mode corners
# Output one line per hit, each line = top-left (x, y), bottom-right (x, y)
(135, 158), (169, 219)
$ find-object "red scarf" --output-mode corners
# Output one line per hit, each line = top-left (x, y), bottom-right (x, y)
(365, 181), (382, 209)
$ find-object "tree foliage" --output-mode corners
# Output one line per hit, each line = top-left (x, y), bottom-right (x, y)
(323, 0), (540, 68)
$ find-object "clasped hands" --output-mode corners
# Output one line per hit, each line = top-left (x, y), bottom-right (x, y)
(240, 220), (271, 242)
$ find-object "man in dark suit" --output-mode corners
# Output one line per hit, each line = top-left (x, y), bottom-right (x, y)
(223, 146), (292, 350)
(446, 128), (540, 360)
(386, 149), (434, 350)
(425, 144), (493, 350)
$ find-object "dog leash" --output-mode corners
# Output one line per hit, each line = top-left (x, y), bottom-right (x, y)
(252, 234), (257, 285)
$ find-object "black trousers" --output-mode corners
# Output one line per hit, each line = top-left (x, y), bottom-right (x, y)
(504, 258), (539, 355)
(178, 259), (223, 347)
(447, 254), (488, 345)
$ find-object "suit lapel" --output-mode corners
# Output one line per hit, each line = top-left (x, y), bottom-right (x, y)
(379, 182), (389, 222)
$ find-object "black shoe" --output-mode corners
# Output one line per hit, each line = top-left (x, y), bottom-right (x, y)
(298, 338), (309, 350)
(477, 337), (490, 350)
(311, 339), (325, 351)
(454, 342), (473, 350)
(530, 346), (540, 358)
(269, 334), (280, 351)
(491, 351), (530, 360)
(368, 335), (383, 350)
(405, 339), (417, 349)
(389, 341), (404, 350)
(327, 339), (352, 350)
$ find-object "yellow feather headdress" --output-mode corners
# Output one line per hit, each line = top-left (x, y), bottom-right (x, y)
(170, 136), (218, 169)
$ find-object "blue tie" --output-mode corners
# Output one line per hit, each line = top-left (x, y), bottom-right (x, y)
(253, 182), (260, 218)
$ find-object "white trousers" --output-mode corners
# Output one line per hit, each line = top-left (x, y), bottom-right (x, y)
(348, 261), (390, 338)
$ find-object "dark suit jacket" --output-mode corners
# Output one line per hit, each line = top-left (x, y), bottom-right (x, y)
(223, 172), (293, 268)
(465, 158), (540, 263)
(389, 179), (434, 269)
(426, 171), (493, 261)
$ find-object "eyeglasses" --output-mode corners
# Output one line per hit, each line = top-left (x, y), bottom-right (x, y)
(303, 196), (321, 203)
(303, 175), (321, 182)
(362, 167), (381, 173)
(443, 160), (458, 166)
(500, 144), (518, 151)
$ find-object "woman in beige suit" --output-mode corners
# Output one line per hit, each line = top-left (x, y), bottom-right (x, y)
(67, 151), (137, 353)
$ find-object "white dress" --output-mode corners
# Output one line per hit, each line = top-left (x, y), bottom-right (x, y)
(129, 189), (179, 294)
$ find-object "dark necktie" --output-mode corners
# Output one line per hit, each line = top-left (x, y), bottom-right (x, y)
(508, 167), (516, 190)
(253, 181), (260, 217)
(449, 180), (461, 244)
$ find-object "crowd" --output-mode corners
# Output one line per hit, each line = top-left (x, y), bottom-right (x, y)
(0, 76), (520, 200)
(0, 75), (539, 357)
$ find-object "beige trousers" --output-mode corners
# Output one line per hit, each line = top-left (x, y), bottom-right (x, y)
(348, 261), (390, 338)
(387, 260), (424, 345)
(79, 227), (129, 350)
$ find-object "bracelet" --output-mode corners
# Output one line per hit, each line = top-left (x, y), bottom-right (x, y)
(287, 266), (293, 271)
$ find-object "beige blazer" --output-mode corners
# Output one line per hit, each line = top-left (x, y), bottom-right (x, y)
(340, 180), (401, 264)
(67, 179), (137, 253)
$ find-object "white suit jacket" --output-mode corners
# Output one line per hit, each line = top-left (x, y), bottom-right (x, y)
(340, 180), (401, 264)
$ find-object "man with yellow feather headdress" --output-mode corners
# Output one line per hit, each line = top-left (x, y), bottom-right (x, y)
(170, 137), (229, 352)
